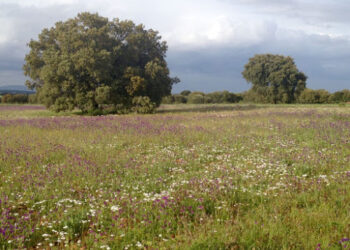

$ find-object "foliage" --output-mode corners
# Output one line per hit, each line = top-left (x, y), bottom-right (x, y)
(173, 94), (187, 104)
(161, 95), (175, 104)
(240, 89), (269, 103)
(298, 89), (331, 104)
(180, 90), (191, 96)
(162, 91), (242, 104)
(206, 91), (242, 103)
(328, 89), (350, 103)
(28, 94), (39, 104)
(1, 94), (29, 103)
(242, 54), (307, 103)
(131, 96), (156, 114)
(187, 92), (205, 104)
(23, 12), (178, 114)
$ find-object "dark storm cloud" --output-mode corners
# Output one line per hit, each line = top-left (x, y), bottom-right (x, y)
(169, 30), (350, 93)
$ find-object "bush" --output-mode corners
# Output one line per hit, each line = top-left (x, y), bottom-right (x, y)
(206, 91), (242, 103)
(241, 89), (269, 103)
(173, 94), (187, 104)
(187, 93), (205, 104)
(298, 89), (330, 104)
(203, 95), (213, 104)
(1, 94), (29, 104)
(161, 95), (175, 104)
(329, 89), (350, 103)
(132, 96), (156, 114)
(28, 94), (39, 104)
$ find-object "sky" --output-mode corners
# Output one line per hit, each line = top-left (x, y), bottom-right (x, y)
(0, 0), (349, 93)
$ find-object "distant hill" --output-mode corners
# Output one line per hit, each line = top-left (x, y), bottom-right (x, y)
(0, 85), (35, 95)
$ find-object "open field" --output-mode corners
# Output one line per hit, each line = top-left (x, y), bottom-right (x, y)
(0, 104), (349, 249)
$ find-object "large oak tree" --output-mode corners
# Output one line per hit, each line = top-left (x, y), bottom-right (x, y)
(242, 54), (307, 103)
(23, 12), (179, 113)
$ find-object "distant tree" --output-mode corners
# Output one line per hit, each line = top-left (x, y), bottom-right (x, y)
(173, 94), (187, 104)
(23, 12), (179, 114)
(161, 95), (175, 104)
(242, 54), (307, 103)
(28, 93), (39, 104)
(180, 90), (191, 96)
(298, 89), (330, 104)
(240, 89), (269, 103)
(187, 92), (205, 104)
(206, 91), (241, 103)
(329, 89), (350, 103)
(1, 94), (28, 103)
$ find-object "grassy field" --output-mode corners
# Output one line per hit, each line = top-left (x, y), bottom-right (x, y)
(0, 104), (349, 249)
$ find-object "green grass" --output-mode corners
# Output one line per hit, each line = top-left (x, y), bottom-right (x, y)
(0, 104), (349, 249)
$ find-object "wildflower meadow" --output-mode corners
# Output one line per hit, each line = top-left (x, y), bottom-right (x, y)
(0, 104), (349, 249)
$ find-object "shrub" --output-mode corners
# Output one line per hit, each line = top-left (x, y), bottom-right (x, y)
(28, 94), (39, 104)
(241, 89), (270, 103)
(161, 95), (175, 104)
(173, 94), (187, 104)
(1, 94), (29, 103)
(132, 96), (156, 114)
(329, 89), (350, 103)
(187, 93), (205, 104)
(298, 89), (330, 104)
(206, 91), (242, 103)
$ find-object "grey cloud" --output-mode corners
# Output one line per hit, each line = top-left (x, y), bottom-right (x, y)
(231, 0), (350, 23)
(168, 29), (350, 93)
(0, 2), (86, 85)
(0, 0), (349, 91)
(0, 70), (26, 86)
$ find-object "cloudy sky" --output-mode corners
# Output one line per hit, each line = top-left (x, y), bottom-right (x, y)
(0, 0), (349, 93)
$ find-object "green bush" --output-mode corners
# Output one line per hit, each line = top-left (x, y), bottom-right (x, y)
(329, 89), (350, 103)
(132, 96), (156, 114)
(161, 95), (175, 104)
(173, 94), (187, 104)
(241, 89), (270, 103)
(187, 93), (205, 104)
(207, 91), (242, 103)
(298, 89), (330, 104)
(1, 94), (29, 103)
(28, 93), (39, 104)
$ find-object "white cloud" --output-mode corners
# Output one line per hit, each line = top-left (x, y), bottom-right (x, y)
(164, 15), (278, 50)
(0, 0), (80, 8)
(1, 0), (350, 49)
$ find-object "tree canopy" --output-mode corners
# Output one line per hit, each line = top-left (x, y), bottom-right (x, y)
(242, 54), (307, 103)
(23, 12), (179, 113)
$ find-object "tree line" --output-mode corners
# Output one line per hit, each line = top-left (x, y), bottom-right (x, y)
(0, 93), (39, 104)
(161, 89), (350, 105)
(19, 12), (349, 114)
(2, 88), (349, 105)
